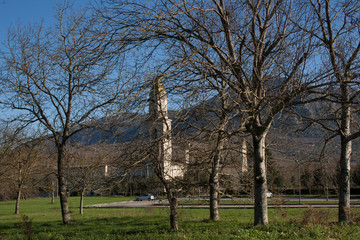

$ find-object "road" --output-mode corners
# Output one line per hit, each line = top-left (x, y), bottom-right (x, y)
(85, 197), (360, 209)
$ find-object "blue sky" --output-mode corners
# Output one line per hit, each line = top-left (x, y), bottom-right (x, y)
(0, 0), (89, 50)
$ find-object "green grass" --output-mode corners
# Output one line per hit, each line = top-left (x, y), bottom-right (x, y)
(176, 200), (341, 205)
(0, 196), (360, 239)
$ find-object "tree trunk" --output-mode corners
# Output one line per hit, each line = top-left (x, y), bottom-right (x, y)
(15, 189), (21, 215)
(58, 147), (71, 225)
(209, 133), (224, 221)
(159, 177), (178, 230)
(253, 132), (268, 225)
(339, 137), (351, 222)
(51, 187), (55, 204)
(51, 180), (55, 204)
(241, 139), (248, 173)
(209, 172), (220, 221)
(80, 187), (85, 215)
(209, 169), (220, 221)
(339, 82), (351, 222)
(169, 196), (178, 230)
(154, 158), (179, 230)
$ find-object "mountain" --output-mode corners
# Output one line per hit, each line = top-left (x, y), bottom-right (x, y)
(71, 98), (360, 167)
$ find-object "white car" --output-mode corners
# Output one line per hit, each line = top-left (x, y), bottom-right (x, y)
(266, 191), (273, 198)
(135, 193), (155, 201)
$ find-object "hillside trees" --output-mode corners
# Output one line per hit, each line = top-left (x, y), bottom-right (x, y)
(99, 0), (317, 225)
(1, 3), (132, 224)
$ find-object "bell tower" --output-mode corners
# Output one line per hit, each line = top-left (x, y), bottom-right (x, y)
(148, 77), (172, 179)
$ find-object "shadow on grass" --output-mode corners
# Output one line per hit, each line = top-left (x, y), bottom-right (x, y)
(29, 215), (171, 238)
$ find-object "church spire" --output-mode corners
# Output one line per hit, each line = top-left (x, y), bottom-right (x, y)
(147, 77), (173, 179)
(148, 77), (168, 121)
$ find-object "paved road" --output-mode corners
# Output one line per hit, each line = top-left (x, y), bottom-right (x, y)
(85, 198), (360, 209)
(85, 200), (158, 208)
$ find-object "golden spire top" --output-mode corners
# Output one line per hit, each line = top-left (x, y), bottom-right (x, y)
(149, 76), (168, 119)
(154, 76), (166, 95)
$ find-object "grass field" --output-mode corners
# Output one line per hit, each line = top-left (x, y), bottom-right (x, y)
(0, 196), (360, 239)
(178, 199), (341, 205)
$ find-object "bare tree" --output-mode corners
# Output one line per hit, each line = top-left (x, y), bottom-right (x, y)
(66, 144), (109, 215)
(11, 139), (43, 214)
(147, 76), (180, 230)
(0, 124), (47, 214)
(100, 0), (316, 225)
(302, 0), (360, 222)
(1, 3), (130, 224)
(0, 125), (24, 201)
(178, 77), (243, 221)
(0, 125), (19, 182)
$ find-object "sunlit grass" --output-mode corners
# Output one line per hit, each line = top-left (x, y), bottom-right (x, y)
(177, 199), (341, 205)
(0, 196), (360, 239)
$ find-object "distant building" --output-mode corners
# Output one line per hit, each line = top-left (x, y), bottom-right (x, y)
(147, 77), (184, 180)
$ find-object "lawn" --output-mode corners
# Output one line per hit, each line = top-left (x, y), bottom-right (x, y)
(0, 196), (360, 239)
(177, 199), (341, 205)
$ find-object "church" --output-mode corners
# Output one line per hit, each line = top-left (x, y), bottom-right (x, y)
(146, 77), (185, 180)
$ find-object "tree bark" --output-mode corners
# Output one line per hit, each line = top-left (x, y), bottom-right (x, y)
(339, 83), (351, 222)
(253, 132), (268, 225)
(339, 136), (351, 222)
(152, 140), (179, 230)
(241, 139), (248, 173)
(51, 181), (55, 204)
(209, 170), (220, 221)
(58, 147), (71, 225)
(169, 196), (178, 230)
(159, 176), (178, 230)
(15, 189), (21, 215)
(80, 187), (85, 215)
(209, 133), (224, 221)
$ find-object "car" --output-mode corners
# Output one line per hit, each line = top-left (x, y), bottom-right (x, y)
(135, 193), (155, 201)
(266, 191), (273, 198)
